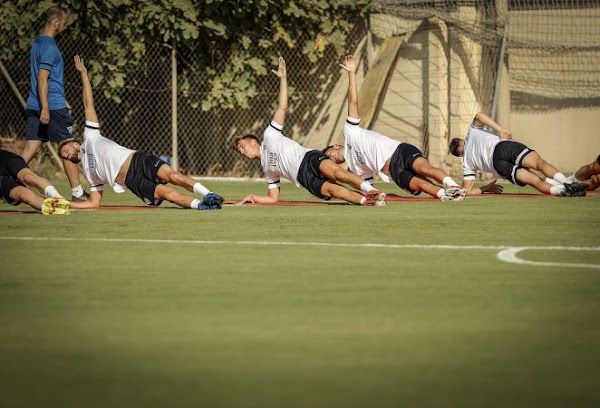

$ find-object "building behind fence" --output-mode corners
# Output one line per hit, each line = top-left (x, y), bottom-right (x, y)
(2, 0), (599, 179)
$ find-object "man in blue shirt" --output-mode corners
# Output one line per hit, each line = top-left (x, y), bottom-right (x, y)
(21, 6), (88, 202)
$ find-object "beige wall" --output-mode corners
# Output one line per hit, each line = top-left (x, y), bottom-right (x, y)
(511, 109), (600, 173)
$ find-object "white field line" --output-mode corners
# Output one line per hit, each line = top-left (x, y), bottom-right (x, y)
(1, 236), (599, 269)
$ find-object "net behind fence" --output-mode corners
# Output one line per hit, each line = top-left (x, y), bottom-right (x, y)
(1, 1), (598, 178)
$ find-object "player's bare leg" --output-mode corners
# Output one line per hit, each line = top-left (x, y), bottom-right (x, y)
(20, 140), (43, 163)
(154, 184), (194, 208)
(515, 168), (554, 194)
(411, 157), (448, 185)
(156, 164), (196, 191)
(16, 167), (52, 195)
(408, 176), (442, 198)
(521, 151), (560, 179)
(63, 158), (82, 189)
(319, 159), (376, 191)
(320, 181), (365, 205)
(10, 186), (45, 210)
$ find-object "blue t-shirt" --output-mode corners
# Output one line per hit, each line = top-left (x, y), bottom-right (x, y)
(26, 35), (66, 111)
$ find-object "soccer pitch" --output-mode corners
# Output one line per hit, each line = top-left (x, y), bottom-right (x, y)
(1, 181), (599, 408)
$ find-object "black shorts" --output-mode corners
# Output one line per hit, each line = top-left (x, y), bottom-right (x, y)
(296, 150), (332, 199)
(492, 141), (533, 186)
(0, 150), (28, 205)
(389, 143), (425, 195)
(124, 151), (168, 206)
(25, 108), (73, 142)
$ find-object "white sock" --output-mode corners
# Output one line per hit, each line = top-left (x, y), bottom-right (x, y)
(567, 174), (579, 183)
(550, 185), (565, 196)
(442, 176), (458, 187)
(193, 182), (210, 196)
(191, 199), (202, 209)
(359, 181), (373, 192)
(360, 196), (367, 205)
(553, 172), (569, 184)
(544, 177), (562, 187)
(436, 188), (445, 198)
(44, 186), (61, 198)
(71, 185), (84, 198)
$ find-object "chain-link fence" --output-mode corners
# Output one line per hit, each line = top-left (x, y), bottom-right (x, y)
(0, 19), (367, 178)
(2, 1), (599, 179)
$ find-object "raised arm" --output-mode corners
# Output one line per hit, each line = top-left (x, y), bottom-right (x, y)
(340, 55), (359, 118)
(73, 55), (99, 123)
(271, 56), (288, 126)
(472, 112), (512, 140)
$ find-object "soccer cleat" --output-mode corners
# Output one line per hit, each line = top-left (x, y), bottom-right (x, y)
(363, 190), (386, 206)
(41, 197), (71, 215)
(564, 182), (588, 197)
(71, 190), (90, 202)
(197, 203), (220, 210)
(445, 186), (467, 198)
(202, 192), (224, 207)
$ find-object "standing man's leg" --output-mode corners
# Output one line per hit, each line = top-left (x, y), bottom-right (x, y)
(20, 140), (43, 164)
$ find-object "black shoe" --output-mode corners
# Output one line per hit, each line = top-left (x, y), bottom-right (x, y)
(71, 191), (90, 201)
(564, 182), (588, 197)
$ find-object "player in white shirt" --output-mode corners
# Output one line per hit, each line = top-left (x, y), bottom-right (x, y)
(323, 55), (467, 202)
(59, 55), (224, 210)
(233, 57), (386, 206)
(449, 112), (588, 196)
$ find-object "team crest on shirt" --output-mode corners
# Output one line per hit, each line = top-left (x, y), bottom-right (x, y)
(67, 125), (73, 135)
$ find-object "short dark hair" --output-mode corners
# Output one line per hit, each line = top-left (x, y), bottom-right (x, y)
(449, 138), (462, 157)
(322, 145), (335, 155)
(232, 134), (260, 152)
(58, 138), (77, 155)
(45, 6), (66, 25)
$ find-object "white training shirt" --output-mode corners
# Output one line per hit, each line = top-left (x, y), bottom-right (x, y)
(260, 121), (310, 189)
(343, 117), (401, 183)
(80, 120), (135, 193)
(462, 124), (502, 180)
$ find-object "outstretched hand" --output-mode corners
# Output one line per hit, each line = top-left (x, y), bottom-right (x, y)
(74, 55), (87, 74)
(499, 129), (512, 140)
(272, 56), (287, 78)
(339, 54), (356, 73)
(481, 179), (503, 194)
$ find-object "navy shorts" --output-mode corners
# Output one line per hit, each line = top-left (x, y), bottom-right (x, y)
(25, 108), (73, 142)
(124, 151), (168, 206)
(296, 150), (332, 199)
(389, 143), (426, 195)
(492, 141), (533, 186)
(0, 150), (28, 205)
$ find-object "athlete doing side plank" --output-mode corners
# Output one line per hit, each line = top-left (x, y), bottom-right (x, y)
(233, 57), (386, 206)
(449, 112), (588, 196)
(60, 56), (224, 210)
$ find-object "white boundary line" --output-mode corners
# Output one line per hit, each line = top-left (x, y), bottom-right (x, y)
(1, 236), (599, 269)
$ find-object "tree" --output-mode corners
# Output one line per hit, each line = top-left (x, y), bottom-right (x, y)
(0, 0), (371, 110)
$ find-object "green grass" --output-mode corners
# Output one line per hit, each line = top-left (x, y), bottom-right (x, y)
(1, 181), (599, 408)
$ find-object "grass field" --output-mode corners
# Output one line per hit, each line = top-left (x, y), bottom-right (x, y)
(1, 180), (599, 408)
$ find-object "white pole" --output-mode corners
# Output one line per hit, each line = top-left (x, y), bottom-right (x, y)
(171, 42), (179, 171)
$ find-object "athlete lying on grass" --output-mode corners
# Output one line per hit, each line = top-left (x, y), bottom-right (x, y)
(59, 56), (224, 210)
(233, 57), (385, 206)
(449, 112), (588, 197)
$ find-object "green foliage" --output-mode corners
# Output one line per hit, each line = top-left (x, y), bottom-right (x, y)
(1, 0), (371, 110)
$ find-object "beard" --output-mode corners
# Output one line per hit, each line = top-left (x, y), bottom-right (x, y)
(68, 155), (80, 164)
